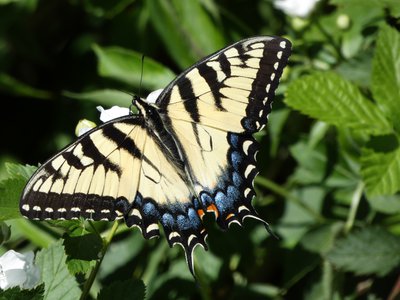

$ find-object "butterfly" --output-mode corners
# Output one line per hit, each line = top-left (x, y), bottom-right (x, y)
(20, 36), (292, 276)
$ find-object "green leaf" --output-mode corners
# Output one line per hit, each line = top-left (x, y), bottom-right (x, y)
(47, 219), (86, 235)
(98, 231), (145, 280)
(194, 247), (223, 281)
(268, 108), (290, 157)
(67, 259), (96, 275)
(285, 72), (392, 135)
(336, 50), (373, 88)
(0, 178), (26, 221)
(5, 163), (36, 180)
(0, 73), (51, 99)
(0, 164), (36, 221)
(63, 89), (132, 107)
(92, 44), (175, 91)
(277, 187), (325, 248)
(290, 141), (327, 184)
(6, 219), (54, 248)
(289, 140), (357, 188)
(366, 194), (400, 214)
(0, 221), (10, 245)
(63, 233), (103, 261)
(300, 222), (344, 255)
(0, 284), (44, 300)
(382, 0), (400, 17)
(0, 177), (26, 220)
(97, 279), (145, 300)
(371, 24), (400, 132)
(360, 147), (400, 196)
(327, 227), (400, 276)
(303, 262), (340, 300)
(80, 0), (135, 18)
(35, 240), (81, 300)
(147, 0), (225, 69)
(245, 283), (281, 298)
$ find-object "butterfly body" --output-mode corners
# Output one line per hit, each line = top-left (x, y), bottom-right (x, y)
(20, 36), (292, 275)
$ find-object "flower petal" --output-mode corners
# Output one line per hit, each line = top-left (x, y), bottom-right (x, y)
(97, 106), (130, 123)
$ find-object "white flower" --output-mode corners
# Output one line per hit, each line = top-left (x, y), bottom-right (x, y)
(273, 0), (320, 18)
(0, 250), (40, 290)
(146, 89), (163, 104)
(95, 89), (164, 124)
(336, 14), (350, 30)
(75, 119), (97, 137)
(96, 106), (130, 123)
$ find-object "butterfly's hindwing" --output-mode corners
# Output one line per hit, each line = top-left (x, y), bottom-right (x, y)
(165, 118), (262, 230)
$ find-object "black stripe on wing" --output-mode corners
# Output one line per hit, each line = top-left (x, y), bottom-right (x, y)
(20, 116), (145, 222)
(156, 36), (292, 133)
(179, 77), (201, 123)
(102, 123), (142, 158)
(241, 38), (291, 132)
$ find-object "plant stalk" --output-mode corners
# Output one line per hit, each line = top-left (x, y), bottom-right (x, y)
(256, 177), (325, 223)
(80, 220), (120, 300)
(345, 181), (364, 233)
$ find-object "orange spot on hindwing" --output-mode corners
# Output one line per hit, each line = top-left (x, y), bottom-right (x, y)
(206, 204), (219, 218)
(197, 209), (205, 220)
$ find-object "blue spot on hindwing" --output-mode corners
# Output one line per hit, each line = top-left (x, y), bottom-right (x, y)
(143, 202), (159, 218)
(193, 198), (201, 210)
(177, 214), (191, 230)
(188, 208), (201, 227)
(229, 133), (240, 148)
(215, 191), (233, 214)
(161, 213), (174, 228)
(243, 117), (255, 131)
(232, 171), (243, 186)
(231, 151), (243, 170)
(217, 172), (229, 190)
(227, 185), (240, 202)
(135, 194), (143, 206)
(200, 192), (213, 207)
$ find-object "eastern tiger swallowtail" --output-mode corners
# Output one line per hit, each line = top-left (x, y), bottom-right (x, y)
(20, 36), (292, 276)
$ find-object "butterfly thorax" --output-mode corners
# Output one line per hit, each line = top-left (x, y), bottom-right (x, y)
(135, 96), (186, 173)
(134, 96), (157, 121)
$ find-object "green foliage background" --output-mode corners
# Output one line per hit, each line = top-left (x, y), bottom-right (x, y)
(0, 0), (399, 299)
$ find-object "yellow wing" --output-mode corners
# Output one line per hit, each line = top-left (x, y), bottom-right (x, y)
(156, 36), (291, 229)
(20, 115), (207, 275)
(20, 36), (291, 277)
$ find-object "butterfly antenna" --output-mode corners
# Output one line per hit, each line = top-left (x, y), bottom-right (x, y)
(138, 54), (145, 100)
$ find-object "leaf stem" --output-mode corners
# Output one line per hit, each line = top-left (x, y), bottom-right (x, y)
(345, 181), (364, 233)
(255, 177), (325, 223)
(314, 19), (344, 62)
(280, 257), (320, 295)
(80, 220), (120, 300)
